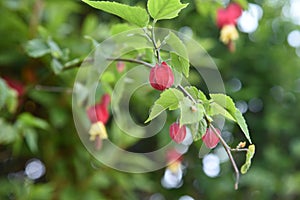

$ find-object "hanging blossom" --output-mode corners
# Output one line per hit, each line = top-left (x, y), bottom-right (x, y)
(3, 76), (25, 108)
(216, 3), (243, 52)
(3, 76), (24, 97)
(86, 94), (111, 150)
(166, 149), (183, 173)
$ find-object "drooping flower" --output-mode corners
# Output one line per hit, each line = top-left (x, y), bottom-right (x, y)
(216, 3), (242, 28)
(149, 62), (174, 91)
(3, 76), (24, 97)
(202, 127), (220, 149)
(116, 61), (125, 73)
(166, 149), (183, 173)
(216, 3), (243, 51)
(86, 94), (111, 124)
(86, 93), (111, 150)
(169, 122), (186, 144)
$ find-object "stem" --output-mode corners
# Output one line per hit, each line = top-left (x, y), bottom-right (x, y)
(35, 85), (72, 93)
(106, 57), (153, 68)
(177, 85), (197, 104)
(210, 124), (240, 190)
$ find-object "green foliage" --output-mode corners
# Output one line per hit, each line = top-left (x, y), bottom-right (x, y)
(82, 0), (149, 27)
(147, 0), (188, 20)
(145, 88), (184, 122)
(179, 97), (204, 125)
(1, 0), (300, 199)
(241, 144), (255, 174)
(210, 93), (252, 144)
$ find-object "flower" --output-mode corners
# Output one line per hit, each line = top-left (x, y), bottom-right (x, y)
(169, 122), (186, 144)
(216, 3), (242, 28)
(166, 149), (183, 173)
(149, 62), (174, 91)
(202, 127), (220, 149)
(216, 3), (243, 51)
(3, 76), (24, 97)
(86, 93), (111, 150)
(86, 94), (110, 124)
(116, 61), (125, 73)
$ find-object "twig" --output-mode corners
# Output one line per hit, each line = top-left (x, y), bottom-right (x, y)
(35, 85), (72, 93)
(106, 57), (153, 68)
(177, 85), (197, 104)
(210, 124), (240, 190)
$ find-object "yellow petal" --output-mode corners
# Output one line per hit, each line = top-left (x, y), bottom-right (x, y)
(89, 122), (108, 141)
(220, 25), (239, 44)
(167, 161), (181, 173)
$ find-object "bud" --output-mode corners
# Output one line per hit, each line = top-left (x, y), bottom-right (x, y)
(202, 127), (220, 149)
(169, 122), (186, 144)
(149, 62), (174, 91)
(87, 94), (111, 124)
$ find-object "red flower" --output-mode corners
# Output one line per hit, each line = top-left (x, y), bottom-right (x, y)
(166, 149), (183, 163)
(149, 62), (174, 91)
(166, 149), (183, 173)
(202, 127), (220, 149)
(3, 76), (24, 97)
(169, 122), (186, 144)
(216, 3), (242, 28)
(87, 94), (111, 124)
(116, 61), (125, 73)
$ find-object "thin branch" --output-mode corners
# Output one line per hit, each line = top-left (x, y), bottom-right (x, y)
(35, 85), (72, 93)
(177, 85), (197, 104)
(210, 124), (240, 190)
(106, 57), (153, 68)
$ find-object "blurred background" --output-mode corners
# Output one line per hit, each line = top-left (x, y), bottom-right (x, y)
(1, 0), (300, 199)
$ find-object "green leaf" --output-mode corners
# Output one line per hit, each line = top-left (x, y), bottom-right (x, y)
(24, 128), (38, 153)
(190, 118), (207, 141)
(145, 88), (184, 123)
(147, 0), (188, 20)
(166, 32), (189, 62)
(185, 86), (208, 102)
(6, 89), (18, 113)
(51, 58), (64, 74)
(82, 0), (149, 27)
(0, 79), (8, 109)
(210, 93), (252, 143)
(170, 52), (190, 77)
(210, 93), (236, 116)
(47, 38), (63, 59)
(180, 97), (204, 125)
(241, 144), (255, 174)
(235, 108), (252, 144)
(18, 113), (49, 130)
(101, 71), (116, 83)
(111, 23), (137, 35)
(24, 38), (50, 58)
(210, 102), (236, 122)
(0, 118), (17, 144)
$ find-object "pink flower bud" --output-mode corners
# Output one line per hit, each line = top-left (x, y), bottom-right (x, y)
(216, 3), (242, 28)
(202, 127), (220, 149)
(149, 62), (174, 91)
(87, 94), (111, 124)
(169, 122), (186, 144)
(116, 61), (125, 73)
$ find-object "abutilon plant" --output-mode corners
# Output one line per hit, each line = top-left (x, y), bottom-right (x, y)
(149, 62), (174, 91)
(216, 3), (243, 52)
(83, 0), (255, 190)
